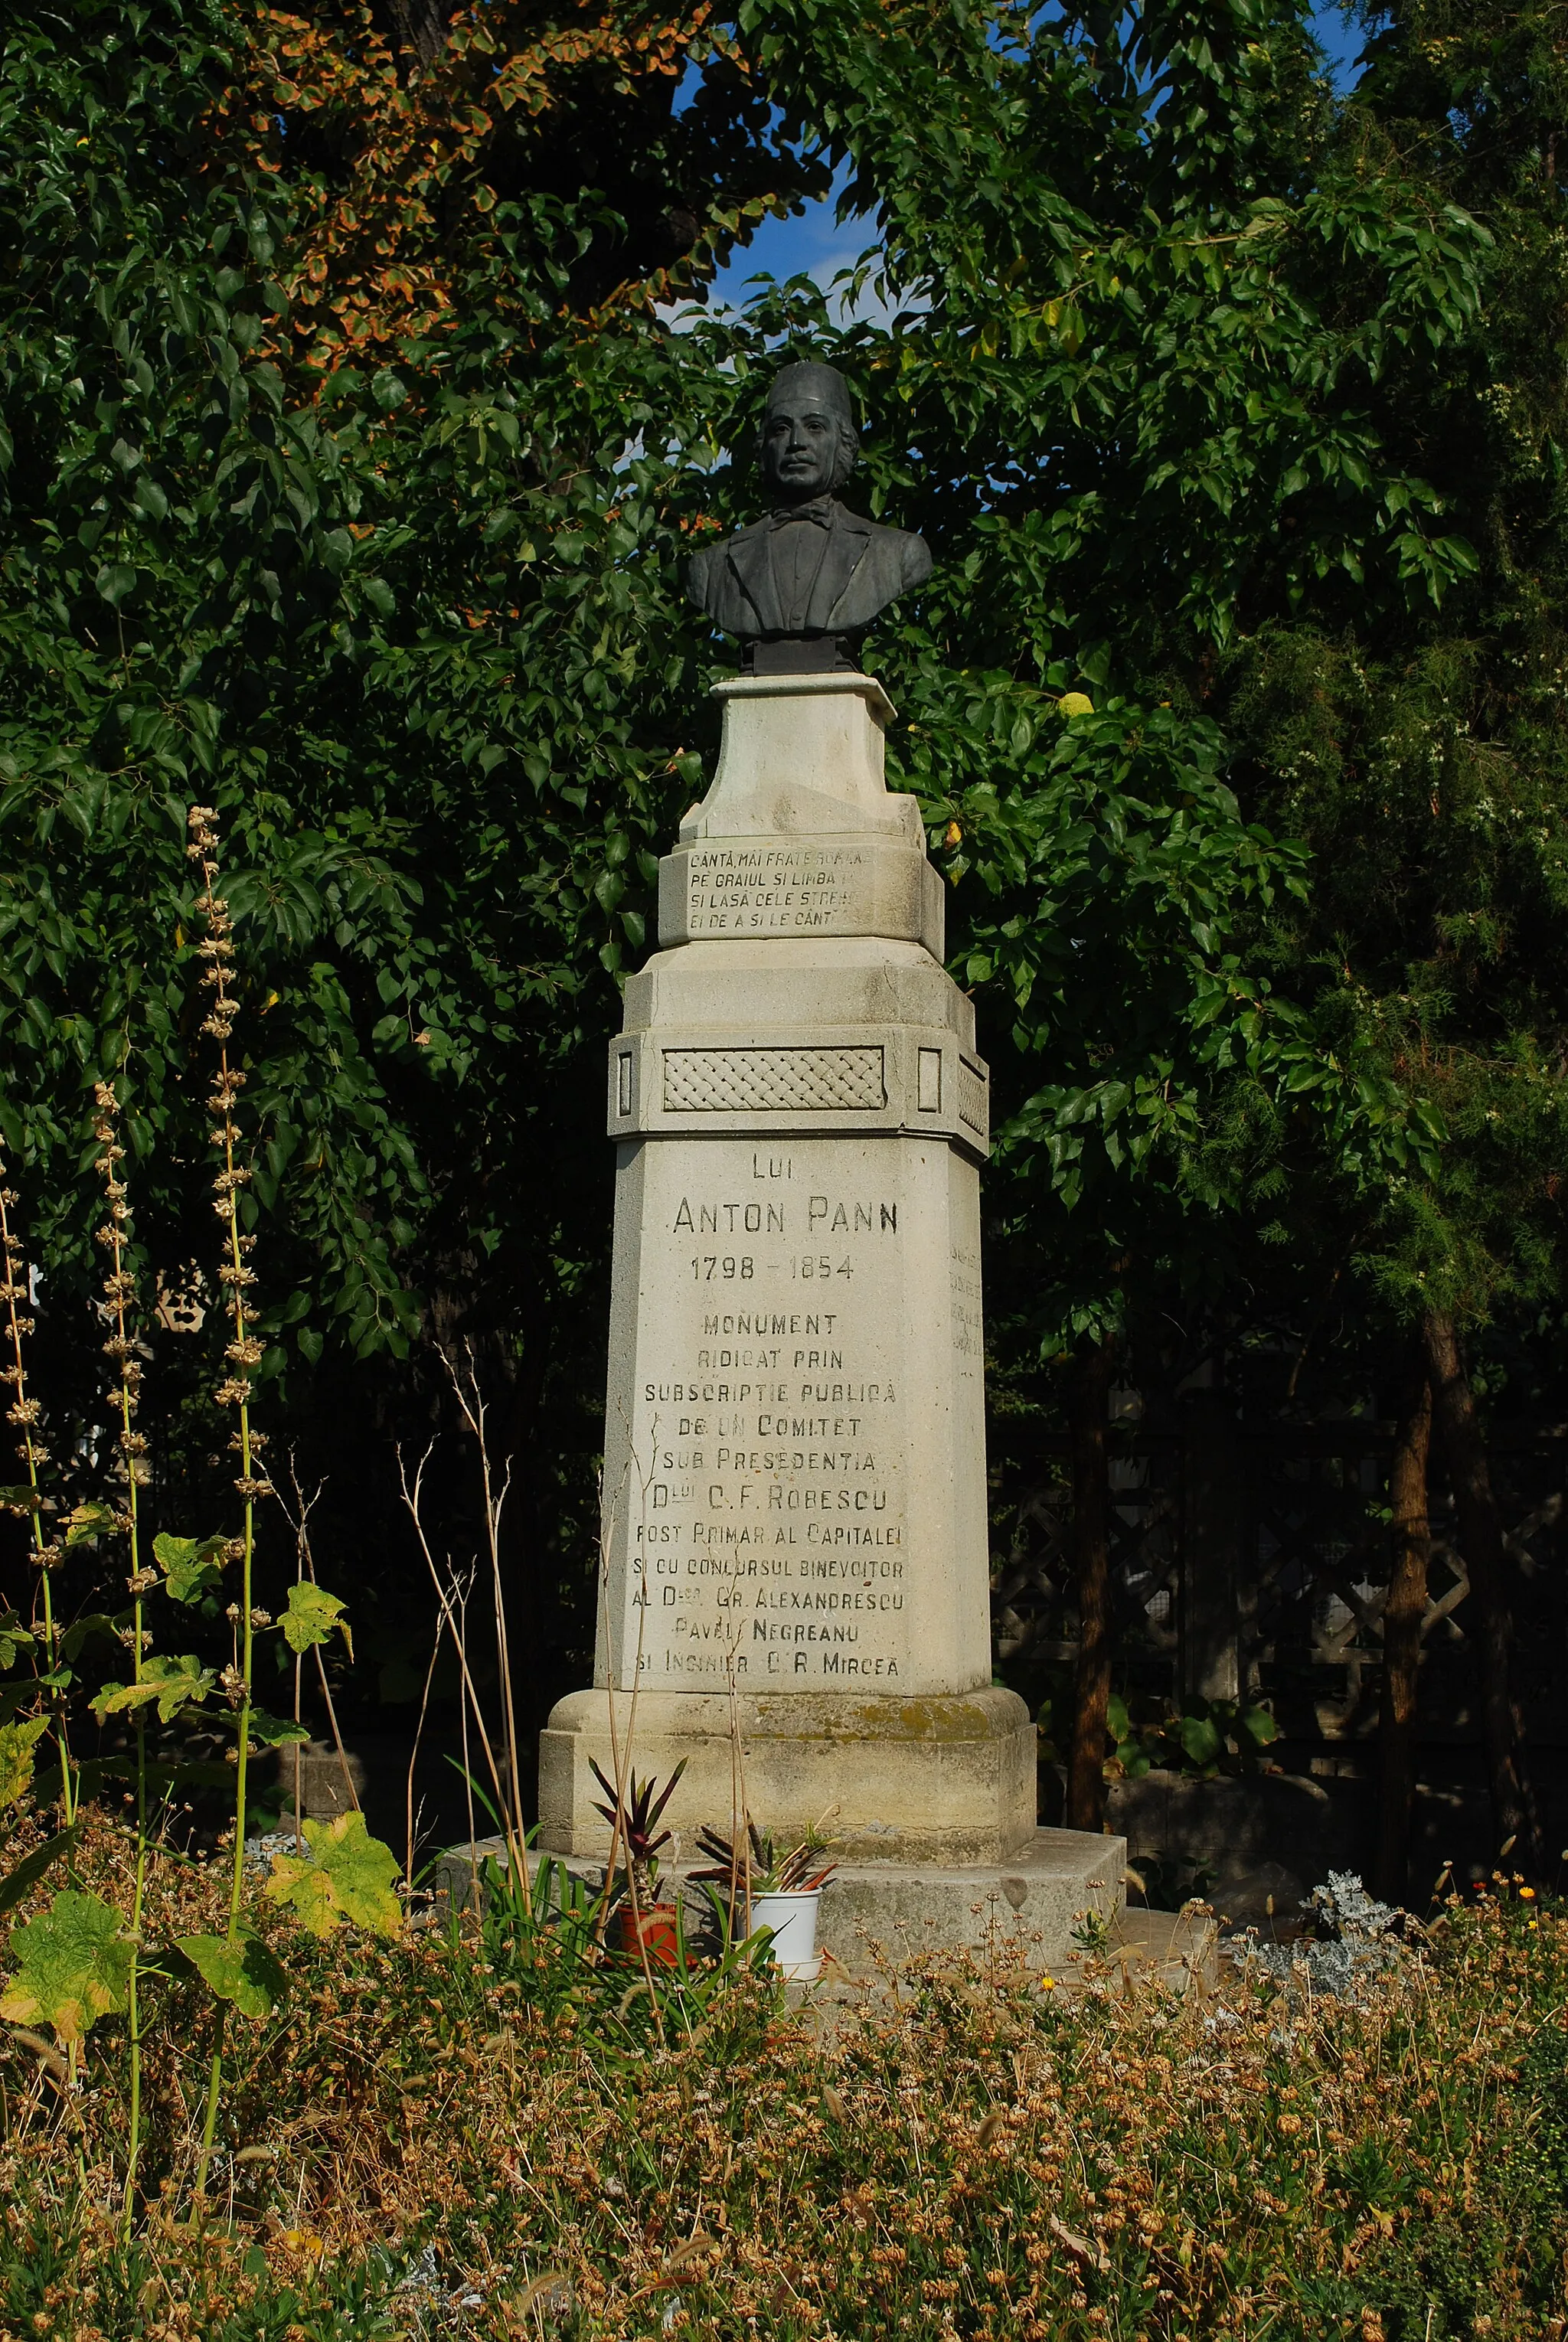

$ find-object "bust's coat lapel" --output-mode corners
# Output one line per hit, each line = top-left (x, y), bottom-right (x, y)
(811, 508), (873, 630)
(725, 525), (783, 635)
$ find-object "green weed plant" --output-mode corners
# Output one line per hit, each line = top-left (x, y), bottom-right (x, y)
(0, 1840), (1562, 2340)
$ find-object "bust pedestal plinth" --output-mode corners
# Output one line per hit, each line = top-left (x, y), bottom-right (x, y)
(537, 676), (1121, 1948)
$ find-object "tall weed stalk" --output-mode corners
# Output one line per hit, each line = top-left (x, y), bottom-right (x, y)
(0, 1164), (70, 1818)
(188, 805), (271, 2197)
(90, 1076), (154, 2227)
(0, 823), (401, 2229)
(397, 1438), (528, 1906)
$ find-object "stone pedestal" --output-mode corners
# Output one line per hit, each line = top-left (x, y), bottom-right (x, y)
(538, 674), (1039, 1869)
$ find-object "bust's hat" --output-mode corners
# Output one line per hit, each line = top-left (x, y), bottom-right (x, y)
(764, 360), (854, 421)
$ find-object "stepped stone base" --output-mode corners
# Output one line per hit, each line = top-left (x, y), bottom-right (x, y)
(820, 1828), (1124, 1975)
(537, 1686), (1038, 1867)
(439, 1826), (1125, 1981)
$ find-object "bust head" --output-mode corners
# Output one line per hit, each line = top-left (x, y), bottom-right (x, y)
(757, 361), (858, 506)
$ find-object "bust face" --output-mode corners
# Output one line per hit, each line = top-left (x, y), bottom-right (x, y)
(760, 388), (850, 505)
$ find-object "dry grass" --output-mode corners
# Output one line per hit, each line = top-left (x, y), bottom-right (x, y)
(1, 1815), (1565, 2340)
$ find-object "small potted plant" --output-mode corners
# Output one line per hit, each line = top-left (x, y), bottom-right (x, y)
(590, 1757), (687, 1966)
(692, 1820), (837, 1982)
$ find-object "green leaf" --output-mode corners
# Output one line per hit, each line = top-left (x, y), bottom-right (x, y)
(1178, 1714), (1223, 1771)
(243, 1707), (311, 1747)
(90, 1654), (215, 1724)
(93, 562), (138, 607)
(175, 1926), (287, 2020)
(0, 1716), (49, 1808)
(280, 1581), (349, 1656)
(64, 1501), (119, 1548)
(264, 1811), (402, 1939)
(60, 1613), (124, 1658)
(0, 1889), (132, 2044)
(152, 1529), (226, 1602)
(0, 1485), (42, 1515)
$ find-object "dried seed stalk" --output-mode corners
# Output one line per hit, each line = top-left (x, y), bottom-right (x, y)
(0, 1156), (69, 1815)
(187, 805), (270, 2197)
(92, 1075), (150, 2227)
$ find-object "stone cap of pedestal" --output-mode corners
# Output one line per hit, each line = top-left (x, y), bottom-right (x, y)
(623, 936), (975, 1045)
(678, 673), (923, 844)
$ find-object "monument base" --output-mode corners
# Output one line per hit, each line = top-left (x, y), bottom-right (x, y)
(538, 1686), (1038, 1867)
(439, 1826), (1125, 1979)
(821, 1828), (1124, 1975)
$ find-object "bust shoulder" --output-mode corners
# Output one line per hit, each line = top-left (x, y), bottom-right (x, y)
(840, 508), (933, 588)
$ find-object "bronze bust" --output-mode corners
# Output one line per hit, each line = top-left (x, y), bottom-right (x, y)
(684, 360), (932, 672)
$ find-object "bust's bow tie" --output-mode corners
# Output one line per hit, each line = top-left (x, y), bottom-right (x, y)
(768, 498), (835, 529)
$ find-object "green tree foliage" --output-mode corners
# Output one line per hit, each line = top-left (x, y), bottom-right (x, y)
(0, 0), (818, 1374)
(1221, 0), (1568, 1349)
(0, 0), (1486, 1347)
(2, 0), (1554, 1765)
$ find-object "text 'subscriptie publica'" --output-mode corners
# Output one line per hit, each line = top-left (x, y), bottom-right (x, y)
(626, 1150), (916, 1684)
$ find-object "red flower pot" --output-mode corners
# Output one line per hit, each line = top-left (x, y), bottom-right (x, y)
(609, 1902), (681, 1967)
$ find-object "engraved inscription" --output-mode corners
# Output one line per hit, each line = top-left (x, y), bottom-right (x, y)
(617, 1140), (913, 1687)
(663, 1047), (885, 1115)
(684, 843), (871, 935)
(949, 1236), (983, 1360)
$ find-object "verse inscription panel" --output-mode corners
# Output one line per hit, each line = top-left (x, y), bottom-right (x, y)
(683, 843), (873, 935)
(621, 1138), (913, 1689)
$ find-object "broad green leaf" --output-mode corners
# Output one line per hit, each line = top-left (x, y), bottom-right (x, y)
(91, 1654), (215, 1724)
(93, 562), (138, 607)
(1178, 1714), (1223, 1770)
(65, 1502), (119, 1549)
(280, 1581), (349, 1656)
(152, 1529), (226, 1602)
(0, 1889), (132, 2044)
(0, 1716), (49, 1808)
(265, 1811), (402, 1939)
(0, 1485), (41, 1515)
(243, 1707), (312, 1747)
(175, 1926), (287, 2020)
(60, 1613), (125, 1659)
